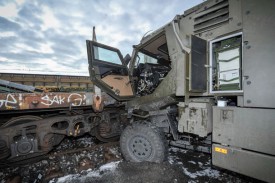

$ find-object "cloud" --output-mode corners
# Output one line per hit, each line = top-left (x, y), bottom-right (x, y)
(40, 5), (61, 31)
(0, 16), (21, 31)
(0, 0), (203, 76)
(0, 2), (18, 18)
(17, 2), (43, 28)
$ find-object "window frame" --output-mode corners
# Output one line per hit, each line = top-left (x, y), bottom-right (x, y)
(91, 42), (126, 67)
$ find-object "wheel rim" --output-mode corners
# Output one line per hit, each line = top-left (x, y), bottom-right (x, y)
(129, 136), (152, 160)
(0, 116), (42, 159)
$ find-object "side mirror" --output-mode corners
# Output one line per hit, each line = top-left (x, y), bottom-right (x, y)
(123, 54), (131, 66)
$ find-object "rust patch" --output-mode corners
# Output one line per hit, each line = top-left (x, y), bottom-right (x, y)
(92, 95), (104, 112)
(0, 92), (92, 111)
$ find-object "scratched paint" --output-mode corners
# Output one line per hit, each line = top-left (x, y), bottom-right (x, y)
(0, 92), (93, 111)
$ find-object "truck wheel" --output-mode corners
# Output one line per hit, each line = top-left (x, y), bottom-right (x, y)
(120, 122), (167, 163)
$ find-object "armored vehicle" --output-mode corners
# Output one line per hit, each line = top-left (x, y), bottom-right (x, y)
(0, 0), (274, 182)
(86, 0), (275, 182)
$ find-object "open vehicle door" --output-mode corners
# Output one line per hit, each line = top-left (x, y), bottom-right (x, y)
(86, 41), (134, 101)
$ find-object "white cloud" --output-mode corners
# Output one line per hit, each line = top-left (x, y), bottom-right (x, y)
(0, 56), (8, 61)
(97, 24), (137, 48)
(0, 0), (204, 76)
(15, 0), (26, 6)
(14, 42), (54, 54)
(0, 31), (17, 38)
(109, 2), (124, 16)
(129, 17), (152, 35)
(31, 58), (88, 75)
(0, 3), (18, 18)
(9, 49), (21, 54)
(15, 43), (38, 52)
(71, 12), (84, 18)
(40, 6), (61, 31)
(39, 42), (54, 54)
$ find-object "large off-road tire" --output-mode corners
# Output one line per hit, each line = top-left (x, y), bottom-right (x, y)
(120, 122), (167, 163)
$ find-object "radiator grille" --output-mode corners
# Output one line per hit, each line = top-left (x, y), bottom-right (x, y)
(194, 0), (229, 33)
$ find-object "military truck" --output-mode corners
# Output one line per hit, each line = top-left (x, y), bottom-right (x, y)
(86, 0), (275, 182)
(0, 0), (274, 182)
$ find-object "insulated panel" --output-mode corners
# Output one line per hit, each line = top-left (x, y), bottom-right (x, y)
(218, 48), (240, 71)
(218, 70), (240, 85)
(217, 47), (241, 90)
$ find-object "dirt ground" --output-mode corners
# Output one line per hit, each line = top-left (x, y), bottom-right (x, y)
(0, 136), (258, 183)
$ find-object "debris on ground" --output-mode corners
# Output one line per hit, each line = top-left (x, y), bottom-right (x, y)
(0, 136), (254, 183)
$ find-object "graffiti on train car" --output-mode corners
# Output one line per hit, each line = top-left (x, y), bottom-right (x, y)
(0, 92), (92, 110)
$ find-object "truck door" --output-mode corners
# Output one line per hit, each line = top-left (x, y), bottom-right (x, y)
(86, 41), (134, 101)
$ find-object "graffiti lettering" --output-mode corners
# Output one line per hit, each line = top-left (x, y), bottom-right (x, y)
(0, 92), (88, 110)
(68, 93), (84, 106)
(0, 94), (17, 109)
(41, 95), (66, 106)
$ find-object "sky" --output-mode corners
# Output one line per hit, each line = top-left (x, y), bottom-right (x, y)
(0, 0), (203, 76)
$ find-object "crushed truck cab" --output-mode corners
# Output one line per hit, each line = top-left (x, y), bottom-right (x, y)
(86, 0), (275, 182)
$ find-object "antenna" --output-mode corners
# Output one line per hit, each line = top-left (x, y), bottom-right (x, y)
(92, 26), (97, 42)
(141, 30), (153, 40)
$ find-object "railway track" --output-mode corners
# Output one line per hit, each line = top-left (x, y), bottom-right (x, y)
(0, 137), (121, 182)
(0, 141), (119, 167)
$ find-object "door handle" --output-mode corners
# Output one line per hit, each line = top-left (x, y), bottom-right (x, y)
(114, 77), (123, 80)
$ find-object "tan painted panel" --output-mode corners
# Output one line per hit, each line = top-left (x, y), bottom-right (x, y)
(102, 75), (133, 96)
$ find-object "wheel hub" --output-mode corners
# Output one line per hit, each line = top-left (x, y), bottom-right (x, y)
(17, 140), (33, 154)
(130, 136), (152, 160)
